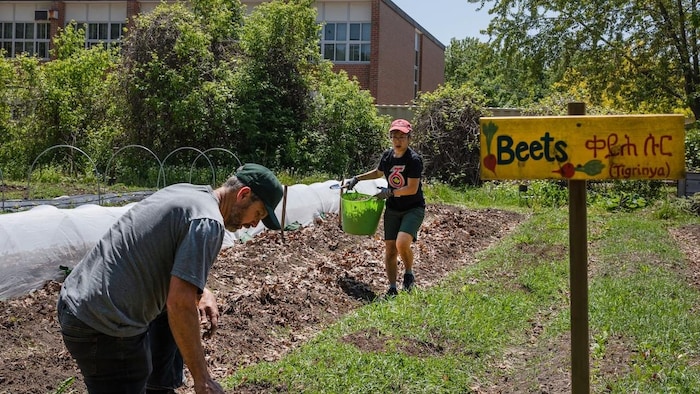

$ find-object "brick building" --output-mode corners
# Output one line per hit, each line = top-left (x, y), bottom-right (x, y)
(0, 0), (444, 105)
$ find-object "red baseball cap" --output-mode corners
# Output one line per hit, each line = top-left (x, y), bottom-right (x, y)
(389, 119), (412, 134)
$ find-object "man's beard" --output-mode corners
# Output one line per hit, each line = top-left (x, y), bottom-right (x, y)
(225, 198), (254, 231)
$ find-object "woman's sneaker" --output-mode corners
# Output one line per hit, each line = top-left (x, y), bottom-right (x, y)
(377, 287), (399, 301)
(403, 273), (415, 291)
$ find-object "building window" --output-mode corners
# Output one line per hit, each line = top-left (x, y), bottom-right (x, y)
(322, 22), (370, 62)
(73, 22), (125, 49)
(0, 22), (51, 59)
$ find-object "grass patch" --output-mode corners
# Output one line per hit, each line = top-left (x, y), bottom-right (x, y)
(423, 180), (525, 210)
(226, 274), (539, 392)
(224, 209), (568, 392)
(586, 210), (700, 392)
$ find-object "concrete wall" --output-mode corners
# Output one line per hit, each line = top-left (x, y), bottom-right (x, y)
(376, 106), (522, 123)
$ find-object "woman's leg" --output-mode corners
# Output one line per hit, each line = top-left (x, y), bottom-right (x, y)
(384, 239), (399, 288)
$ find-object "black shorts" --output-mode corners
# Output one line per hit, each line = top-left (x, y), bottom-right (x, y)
(383, 206), (425, 241)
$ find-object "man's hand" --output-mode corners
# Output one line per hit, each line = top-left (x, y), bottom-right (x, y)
(375, 187), (393, 200)
(198, 288), (219, 340)
(345, 176), (359, 190)
(194, 377), (225, 394)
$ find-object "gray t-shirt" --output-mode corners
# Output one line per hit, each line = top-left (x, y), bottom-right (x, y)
(60, 183), (225, 337)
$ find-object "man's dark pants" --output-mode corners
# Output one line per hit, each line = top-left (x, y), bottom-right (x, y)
(57, 298), (184, 393)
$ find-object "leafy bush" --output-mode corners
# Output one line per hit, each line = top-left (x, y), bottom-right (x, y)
(686, 125), (700, 171)
(653, 195), (700, 219)
(412, 84), (489, 186)
(521, 180), (569, 208)
(0, 24), (120, 179)
(0, 54), (42, 178)
(303, 67), (388, 177)
(0, 0), (416, 184)
(232, 0), (320, 169)
(589, 180), (664, 211)
(119, 2), (236, 158)
(39, 23), (122, 171)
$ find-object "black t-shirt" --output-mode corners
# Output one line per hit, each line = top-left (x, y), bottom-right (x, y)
(378, 147), (426, 211)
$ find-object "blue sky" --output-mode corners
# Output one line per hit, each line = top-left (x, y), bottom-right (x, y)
(391, 0), (492, 46)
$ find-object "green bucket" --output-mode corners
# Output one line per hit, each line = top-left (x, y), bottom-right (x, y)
(341, 192), (385, 235)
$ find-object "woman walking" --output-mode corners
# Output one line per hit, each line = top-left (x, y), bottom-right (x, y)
(346, 119), (425, 297)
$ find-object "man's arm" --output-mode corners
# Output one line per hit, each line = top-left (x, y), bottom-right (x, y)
(167, 276), (224, 394)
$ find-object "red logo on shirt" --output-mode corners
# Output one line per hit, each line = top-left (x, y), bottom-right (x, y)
(388, 165), (406, 188)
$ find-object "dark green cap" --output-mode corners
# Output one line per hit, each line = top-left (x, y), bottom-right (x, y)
(235, 163), (283, 230)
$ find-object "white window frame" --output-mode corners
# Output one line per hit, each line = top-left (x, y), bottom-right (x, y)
(70, 21), (125, 49)
(321, 21), (370, 63)
(0, 22), (51, 59)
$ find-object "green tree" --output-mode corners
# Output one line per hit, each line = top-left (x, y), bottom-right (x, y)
(119, 0), (242, 158)
(304, 66), (388, 176)
(0, 0), (388, 183)
(191, 0), (243, 51)
(0, 24), (119, 178)
(40, 22), (120, 151)
(0, 55), (43, 177)
(477, 0), (700, 120)
(233, 0), (321, 169)
(445, 37), (544, 107)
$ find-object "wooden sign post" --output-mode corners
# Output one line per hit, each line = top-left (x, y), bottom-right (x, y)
(480, 104), (686, 393)
(567, 102), (589, 393)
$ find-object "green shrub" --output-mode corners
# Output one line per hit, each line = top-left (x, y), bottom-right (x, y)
(231, 0), (320, 169)
(303, 67), (388, 177)
(590, 180), (664, 211)
(522, 180), (569, 208)
(686, 126), (700, 171)
(0, 0), (413, 183)
(412, 84), (489, 186)
(652, 195), (699, 219)
(0, 55), (43, 178)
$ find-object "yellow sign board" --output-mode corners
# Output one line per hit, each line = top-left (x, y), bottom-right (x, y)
(480, 115), (686, 180)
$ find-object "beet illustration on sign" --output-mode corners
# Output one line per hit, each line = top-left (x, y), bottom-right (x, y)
(482, 121), (498, 174)
(553, 160), (605, 178)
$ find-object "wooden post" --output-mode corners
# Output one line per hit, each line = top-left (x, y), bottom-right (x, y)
(281, 185), (288, 243)
(568, 102), (589, 393)
(339, 177), (344, 229)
